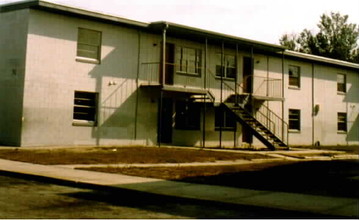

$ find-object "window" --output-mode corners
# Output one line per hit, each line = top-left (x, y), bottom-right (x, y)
(288, 65), (300, 88)
(337, 112), (347, 132)
(73, 91), (98, 126)
(337, 74), (346, 93)
(215, 107), (236, 130)
(176, 47), (202, 75)
(289, 109), (300, 131)
(77, 28), (102, 63)
(216, 54), (236, 79)
(175, 101), (200, 130)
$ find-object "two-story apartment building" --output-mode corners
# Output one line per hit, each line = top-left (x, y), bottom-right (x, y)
(1, 0), (358, 149)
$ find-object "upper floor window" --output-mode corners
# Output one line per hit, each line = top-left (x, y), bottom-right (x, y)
(337, 112), (347, 132)
(288, 65), (300, 88)
(337, 74), (346, 93)
(73, 91), (98, 126)
(215, 107), (236, 131)
(288, 109), (300, 131)
(77, 28), (102, 63)
(216, 54), (236, 79)
(176, 47), (202, 76)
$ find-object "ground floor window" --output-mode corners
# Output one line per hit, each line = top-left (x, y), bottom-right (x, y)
(215, 107), (236, 130)
(337, 112), (347, 132)
(175, 101), (200, 130)
(288, 109), (300, 131)
(73, 91), (98, 126)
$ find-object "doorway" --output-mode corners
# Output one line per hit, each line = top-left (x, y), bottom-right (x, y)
(158, 97), (173, 143)
(242, 57), (253, 93)
(165, 43), (175, 85)
(242, 56), (253, 144)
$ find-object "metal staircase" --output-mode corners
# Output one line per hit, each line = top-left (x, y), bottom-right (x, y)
(221, 102), (288, 150)
(218, 80), (289, 150)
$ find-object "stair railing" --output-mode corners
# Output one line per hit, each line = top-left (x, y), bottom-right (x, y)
(216, 75), (288, 147)
(254, 105), (289, 146)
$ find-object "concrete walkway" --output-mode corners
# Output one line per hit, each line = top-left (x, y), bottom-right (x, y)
(0, 158), (358, 217)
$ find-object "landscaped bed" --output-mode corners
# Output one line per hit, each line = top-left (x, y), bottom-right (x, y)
(0, 146), (271, 165)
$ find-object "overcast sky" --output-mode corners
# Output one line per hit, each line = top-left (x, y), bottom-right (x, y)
(1, 0), (358, 44)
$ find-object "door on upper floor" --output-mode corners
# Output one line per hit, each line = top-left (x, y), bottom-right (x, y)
(165, 43), (175, 85)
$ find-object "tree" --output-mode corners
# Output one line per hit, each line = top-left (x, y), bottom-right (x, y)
(280, 12), (359, 63)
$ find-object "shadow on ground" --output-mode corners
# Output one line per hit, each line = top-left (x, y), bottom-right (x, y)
(178, 160), (359, 199)
(65, 188), (333, 219)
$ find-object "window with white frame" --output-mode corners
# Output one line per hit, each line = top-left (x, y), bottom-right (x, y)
(175, 47), (202, 76)
(337, 112), (347, 132)
(77, 28), (102, 62)
(288, 65), (300, 88)
(215, 54), (236, 79)
(337, 73), (346, 93)
(288, 109), (300, 131)
(73, 91), (98, 126)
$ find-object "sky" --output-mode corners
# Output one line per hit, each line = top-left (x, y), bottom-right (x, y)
(1, 0), (358, 44)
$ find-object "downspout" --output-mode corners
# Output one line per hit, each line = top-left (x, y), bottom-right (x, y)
(158, 23), (168, 147)
(234, 43), (239, 148)
(311, 62), (315, 146)
(281, 51), (286, 146)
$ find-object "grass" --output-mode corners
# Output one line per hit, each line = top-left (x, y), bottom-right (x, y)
(0, 146), (271, 165)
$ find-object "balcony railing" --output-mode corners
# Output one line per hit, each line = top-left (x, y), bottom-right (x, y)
(140, 62), (283, 101)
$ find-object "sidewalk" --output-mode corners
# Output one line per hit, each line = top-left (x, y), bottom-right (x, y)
(0, 158), (357, 217)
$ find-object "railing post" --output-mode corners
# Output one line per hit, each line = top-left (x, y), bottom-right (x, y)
(219, 41), (224, 148)
(162, 23), (168, 85)
(235, 43), (239, 106)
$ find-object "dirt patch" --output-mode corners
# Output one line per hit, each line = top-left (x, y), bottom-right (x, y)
(82, 160), (359, 199)
(0, 146), (271, 165)
(80, 160), (295, 180)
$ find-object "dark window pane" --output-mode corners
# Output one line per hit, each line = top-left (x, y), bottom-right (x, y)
(337, 112), (347, 132)
(337, 74), (346, 92)
(289, 65), (300, 87)
(289, 109), (300, 130)
(73, 91), (98, 123)
(175, 101), (200, 130)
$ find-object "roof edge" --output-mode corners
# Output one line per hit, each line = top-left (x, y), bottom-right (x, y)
(0, 0), (149, 28)
(284, 50), (359, 70)
(150, 21), (286, 51)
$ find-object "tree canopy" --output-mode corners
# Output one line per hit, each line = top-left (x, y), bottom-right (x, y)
(280, 12), (359, 63)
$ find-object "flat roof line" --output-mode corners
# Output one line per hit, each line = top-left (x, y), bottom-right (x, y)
(284, 50), (359, 70)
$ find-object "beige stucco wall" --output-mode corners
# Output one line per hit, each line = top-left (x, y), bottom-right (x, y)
(0, 9), (28, 146)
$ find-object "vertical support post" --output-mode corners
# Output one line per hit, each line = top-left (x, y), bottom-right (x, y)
(162, 23), (168, 85)
(158, 90), (163, 147)
(158, 24), (168, 147)
(250, 46), (254, 147)
(235, 44), (239, 106)
(234, 43), (239, 147)
(134, 30), (141, 140)
(202, 38), (208, 149)
(219, 41), (224, 148)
